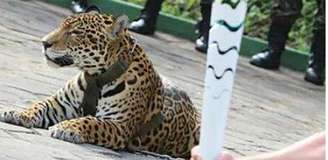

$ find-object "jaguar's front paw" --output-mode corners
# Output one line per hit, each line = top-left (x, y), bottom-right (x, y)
(0, 110), (20, 124)
(0, 110), (36, 128)
(49, 121), (86, 143)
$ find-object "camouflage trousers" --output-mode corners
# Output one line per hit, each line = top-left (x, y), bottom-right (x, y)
(269, 0), (325, 60)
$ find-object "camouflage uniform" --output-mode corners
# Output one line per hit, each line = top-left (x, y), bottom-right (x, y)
(268, 0), (325, 68)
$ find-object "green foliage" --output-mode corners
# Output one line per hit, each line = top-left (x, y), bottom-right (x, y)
(122, 0), (318, 52)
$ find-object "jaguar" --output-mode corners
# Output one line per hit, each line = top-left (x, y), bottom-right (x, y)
(0, 9), (200, 158)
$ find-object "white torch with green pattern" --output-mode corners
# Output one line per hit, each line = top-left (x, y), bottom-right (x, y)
(199, 0), (247, 159)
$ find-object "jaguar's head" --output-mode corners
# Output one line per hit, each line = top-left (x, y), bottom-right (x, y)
(41, 9), (129, 75)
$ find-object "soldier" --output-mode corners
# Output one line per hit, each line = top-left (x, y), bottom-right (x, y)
(128, 0), (213, 53)
(250, 0), (325, 86)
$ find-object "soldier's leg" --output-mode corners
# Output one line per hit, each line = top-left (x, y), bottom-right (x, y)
(305, 0), (325, 85)
(195, 0), (213, 53)
(268, 0), (303, 53)
(142, 0), (165, 24)
(128, 0), (165, 35)
(250, 0), (303, 70)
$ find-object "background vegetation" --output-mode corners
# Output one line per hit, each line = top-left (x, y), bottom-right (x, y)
(122, 0), (318, 52)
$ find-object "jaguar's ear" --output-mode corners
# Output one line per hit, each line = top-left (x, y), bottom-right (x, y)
(85, 5), (101, 14)
(111, 15), (129, 38)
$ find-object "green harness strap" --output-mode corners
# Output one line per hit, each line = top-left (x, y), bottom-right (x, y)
(81, 59), (129, 116)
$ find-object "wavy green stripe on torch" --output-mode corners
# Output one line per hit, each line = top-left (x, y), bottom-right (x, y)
(221, 0), (241, 9)
(217, 19), (244, 32)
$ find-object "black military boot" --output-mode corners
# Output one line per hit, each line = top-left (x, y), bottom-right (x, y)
(195, 36), (208, 53)
(304, 58), (325, 86)
(195, 20), (208, 53)
(128, 14), (156, 35)
(71, 0), (88, 13)
(249, 49), (282, 70)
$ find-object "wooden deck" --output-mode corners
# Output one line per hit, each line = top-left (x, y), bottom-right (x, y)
(0, 0), (325, 159)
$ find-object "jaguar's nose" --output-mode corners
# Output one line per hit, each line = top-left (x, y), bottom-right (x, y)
(42, 41), (53, 50)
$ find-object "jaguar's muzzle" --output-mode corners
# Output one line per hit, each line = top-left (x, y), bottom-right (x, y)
(45, 54), (74, 67)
